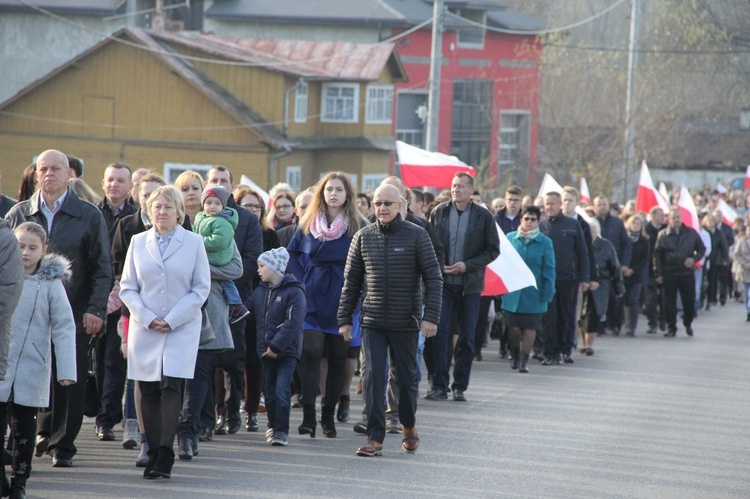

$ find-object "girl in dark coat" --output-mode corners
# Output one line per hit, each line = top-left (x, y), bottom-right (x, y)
(623, 215), (650, 336)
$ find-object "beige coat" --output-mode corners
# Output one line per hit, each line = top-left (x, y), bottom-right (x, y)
(120, 225), (211, 381)
(732, 235), (750, 283)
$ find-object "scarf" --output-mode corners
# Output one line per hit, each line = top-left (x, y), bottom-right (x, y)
(310, 211), (349, 242)
(518, 226), (540, 240)
(628, 232), (639, 243)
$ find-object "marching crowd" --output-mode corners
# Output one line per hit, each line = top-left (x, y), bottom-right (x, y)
(0, 150), (748, 496)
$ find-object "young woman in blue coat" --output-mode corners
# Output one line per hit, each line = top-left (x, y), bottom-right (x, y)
(287, 172), (366, 438)
(501, 206), (556, 373)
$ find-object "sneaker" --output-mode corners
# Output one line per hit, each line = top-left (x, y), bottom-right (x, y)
(563, 355), (574, 364)
(258, 395), (266, 413)
(122, 419), (139, 449)
(452, 389), (466, 402)
(424, 389), (448, 401)
(386, 421), (402, 434)
(229, 304), (251, 324)
(265, 427), (275, 444)
(271, 432), (289, 446)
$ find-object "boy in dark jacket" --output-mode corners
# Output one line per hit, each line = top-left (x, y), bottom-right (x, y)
(250, 247), (305, 446)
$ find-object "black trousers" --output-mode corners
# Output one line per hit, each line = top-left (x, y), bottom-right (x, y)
(644, 281), (665, 328)
(541, 281), (578, 359)
(663, 273), (696, 331)
(36, 332), (90, 458)
(706, 264), (727, 304)
(0, 402), (37, 478)
(299, 330), (348, 411)
(243, 318), (263, 415)
(213, 318), (246, 422)
(140, 377), (183, 450)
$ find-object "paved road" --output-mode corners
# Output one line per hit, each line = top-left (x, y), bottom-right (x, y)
(24, 301), (750, 498)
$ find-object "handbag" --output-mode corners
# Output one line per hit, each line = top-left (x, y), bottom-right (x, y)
(489, 313), (504, 340)
(199, 304), (215, 346)
(83, 339), (99, 418)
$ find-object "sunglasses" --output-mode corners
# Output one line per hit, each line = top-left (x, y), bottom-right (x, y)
(373, 200), (397, 207)
(522, 217), (538, 222)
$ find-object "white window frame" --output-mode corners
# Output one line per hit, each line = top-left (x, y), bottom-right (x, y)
(294, 81), (308, 123)
(456, 9), (486, 49)
(365, 84), (394, 124)
(362, 174), (387, 193)
(321, 83), (359, 123)
(163, 162), (212, 184)
(498, 110), (531, 168)
(285, 166), (302, 192)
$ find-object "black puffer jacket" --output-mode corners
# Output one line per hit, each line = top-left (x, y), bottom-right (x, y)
(338, 215), (443, 332)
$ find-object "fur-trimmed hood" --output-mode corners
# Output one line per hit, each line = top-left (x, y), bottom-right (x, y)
(33, 253), (72, 282)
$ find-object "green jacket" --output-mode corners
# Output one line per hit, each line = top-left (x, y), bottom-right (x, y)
(193, 208), (238, 266)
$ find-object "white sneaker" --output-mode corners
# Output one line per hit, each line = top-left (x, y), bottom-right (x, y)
(122, 419), (139, 449)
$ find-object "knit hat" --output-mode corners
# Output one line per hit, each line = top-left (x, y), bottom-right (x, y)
(201, 184), (229, 209)
(258, 247), (290, 278)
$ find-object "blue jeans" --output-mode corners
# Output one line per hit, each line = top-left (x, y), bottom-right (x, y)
(743, 283), (750, 313)
(694, 268), (704, 310)
(220, 279), (242, 306)
(363, 328), (418, 443)
(262, 356), (297, 435)
(177, 349), (214, 438)
(431, 284), (480, 393)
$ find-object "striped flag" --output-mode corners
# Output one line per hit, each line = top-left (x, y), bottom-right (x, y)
(677, 185), (699, 230)
(580, 177), (591, 205)
(635, 161), (669, 214)
(482, 222), (537, 296)
(717, 198), (739, 226)
(396, 141), (475, 188)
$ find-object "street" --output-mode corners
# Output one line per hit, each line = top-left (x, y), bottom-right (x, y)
(27, 301), (750, 498)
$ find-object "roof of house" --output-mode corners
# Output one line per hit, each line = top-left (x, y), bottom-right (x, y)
(150, 31), (407, 81)
(0, 0), (126, 16)
(205, 0), (545, 32)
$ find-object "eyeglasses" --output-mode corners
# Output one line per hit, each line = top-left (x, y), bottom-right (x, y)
(241, 203), (262, 211)
(373, 200), (397, 207)
(522, 217), (538, 222)
(275, 204), (293, 210)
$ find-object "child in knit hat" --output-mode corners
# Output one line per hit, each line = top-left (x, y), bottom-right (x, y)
(250, 247), (305, 446)
(193, 184), (249, 324)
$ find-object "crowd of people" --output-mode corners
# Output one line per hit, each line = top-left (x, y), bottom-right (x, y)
(0, 150), (748, 495)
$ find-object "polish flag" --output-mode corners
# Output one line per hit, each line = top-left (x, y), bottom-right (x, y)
(717, 198), (739, 226)
(482, 222), (537, 296)
(635, 161), (669, 213)
(240, 174), (270, 208)
(745, 165), (750, 189)
(677, 185), (700, 230)
(716, 182), (728, 195)
(537, 173), (563, 198)
(580, 177), (591, 205)
(658, 182), (670, 204)
(396, 141), (475, 188)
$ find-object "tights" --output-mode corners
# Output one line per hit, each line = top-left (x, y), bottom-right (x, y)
(138, 378), (182, 450)
(299, 330), (348, 412)
(0, 402), (37, 479)
(508, 328), (536, 355)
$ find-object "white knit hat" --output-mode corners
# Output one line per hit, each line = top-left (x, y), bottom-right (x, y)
(258, 247), (289, 277)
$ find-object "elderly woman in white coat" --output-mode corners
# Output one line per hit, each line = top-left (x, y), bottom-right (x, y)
(120, 186), (210, 480)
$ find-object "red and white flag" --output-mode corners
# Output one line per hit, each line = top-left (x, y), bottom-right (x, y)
(635, 161), (669, 214)
(482, 222), (537, 297)
(658, 182), (670, 204)
(579, 177), (591, 205)
(745, 165), (750, 190)
(716, 182), (728, 195)
(396, 141), (475, 188)
(677, 185), (699, 230)
(717, 198), (739, 226)
(537, 173), (563, 199)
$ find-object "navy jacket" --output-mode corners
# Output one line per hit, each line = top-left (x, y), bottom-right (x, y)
(493, 207), (521, 235)
(599, 213), (632, 266)
(540, 213), (590, 283)
(226, 195), (263, 300)
(251, 274), (306, 359)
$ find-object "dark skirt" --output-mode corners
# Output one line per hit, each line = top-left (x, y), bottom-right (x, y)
(504, 311), (543, 331)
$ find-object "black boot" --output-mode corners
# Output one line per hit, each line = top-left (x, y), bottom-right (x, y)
(337, 395), (350, 423)
(510, 347), (520, 370)
(2, 471), (9, 497)
(519, 353), (530, 373)
(177, 436), (193, 461)
(8, 475), (25, 499)
(298, 404), (316, 438)
(142, 448), (158, 479)
(148, 446), (175, 479)
(320, 405), (337, 438)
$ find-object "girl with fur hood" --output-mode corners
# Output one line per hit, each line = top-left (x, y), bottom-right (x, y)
(0, 222), (76, 498)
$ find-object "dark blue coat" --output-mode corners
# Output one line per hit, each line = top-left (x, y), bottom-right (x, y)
(251, 274), (306, 359)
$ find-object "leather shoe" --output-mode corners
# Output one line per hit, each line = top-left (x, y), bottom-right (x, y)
(352, 420), (368, 434)
(198, 427), (213, 442)
(226, 419), (242, 435)
(52, 454), (73, 468)
(245, 413), (259, 432)
(452, 389), (466, 402)
(664, 330), (676, 337)
(686, 326), (694, 337)
(356, 440), (383, 457)
(563, 355), (574, 364)
(97, 426), (115, 441)
(34, 434), (49, 457)
(402, 426), (419, 453)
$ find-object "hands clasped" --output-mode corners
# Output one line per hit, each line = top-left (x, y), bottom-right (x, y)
(149, 318), (172, 333)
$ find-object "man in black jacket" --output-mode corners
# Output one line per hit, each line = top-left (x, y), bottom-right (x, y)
(644, 206), (666, 333)
(5, 149), (112, 468)
(539, 192), (590, 365)
(338, 184), (442, 457)
(206, 166), (263, 434)
(427, 173), (499, 402)
(653, 208), (706, 337)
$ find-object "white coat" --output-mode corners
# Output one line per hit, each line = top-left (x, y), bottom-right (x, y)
(120, 225), (211, 381)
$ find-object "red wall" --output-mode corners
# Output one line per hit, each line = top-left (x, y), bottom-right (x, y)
(392, 27), (541, 186)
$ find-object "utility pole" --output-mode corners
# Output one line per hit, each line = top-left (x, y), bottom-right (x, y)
(425, 0), (444, 153)
(622, 0), (640, 201)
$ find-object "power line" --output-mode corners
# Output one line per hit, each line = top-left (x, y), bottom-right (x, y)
(543, 43), (750, 56)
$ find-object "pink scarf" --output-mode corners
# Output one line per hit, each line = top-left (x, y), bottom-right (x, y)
(310, 211), (349, 242)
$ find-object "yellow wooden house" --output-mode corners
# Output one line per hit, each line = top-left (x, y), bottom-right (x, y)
(0, 27), (406, 193)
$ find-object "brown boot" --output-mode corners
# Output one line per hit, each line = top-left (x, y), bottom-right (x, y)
(402, 426), (420, 453)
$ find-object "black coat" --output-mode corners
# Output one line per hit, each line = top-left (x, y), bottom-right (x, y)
(653, 224), (706, 278)
(226, 195), (263, 299)
(540, 213), (590, 283)
(493, 207), (521, 235)
(338, 214), (443, 332)
(706, 228), (729, 267)
(624, 235), (650, 285)
(0, 194), (16, 218)
(599, 213), (632, 266)
(5, 189), (112, 329)
(97, 198), (137, 243)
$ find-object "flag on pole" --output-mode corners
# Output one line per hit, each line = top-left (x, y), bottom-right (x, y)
(396, 141), (475, 188)
(658, 182), (670, 204)
(240, 175), (270, 208)
(635, 161), (669, 213)
(745, 165), (750, 189)
(579, 177), (591, 205)
(717, 198), (739, 226)
(482, 222), (537, 296)
(716, 182), (728, 195)
(677, 185), (699, 230)
(537, 173), (563, 199)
